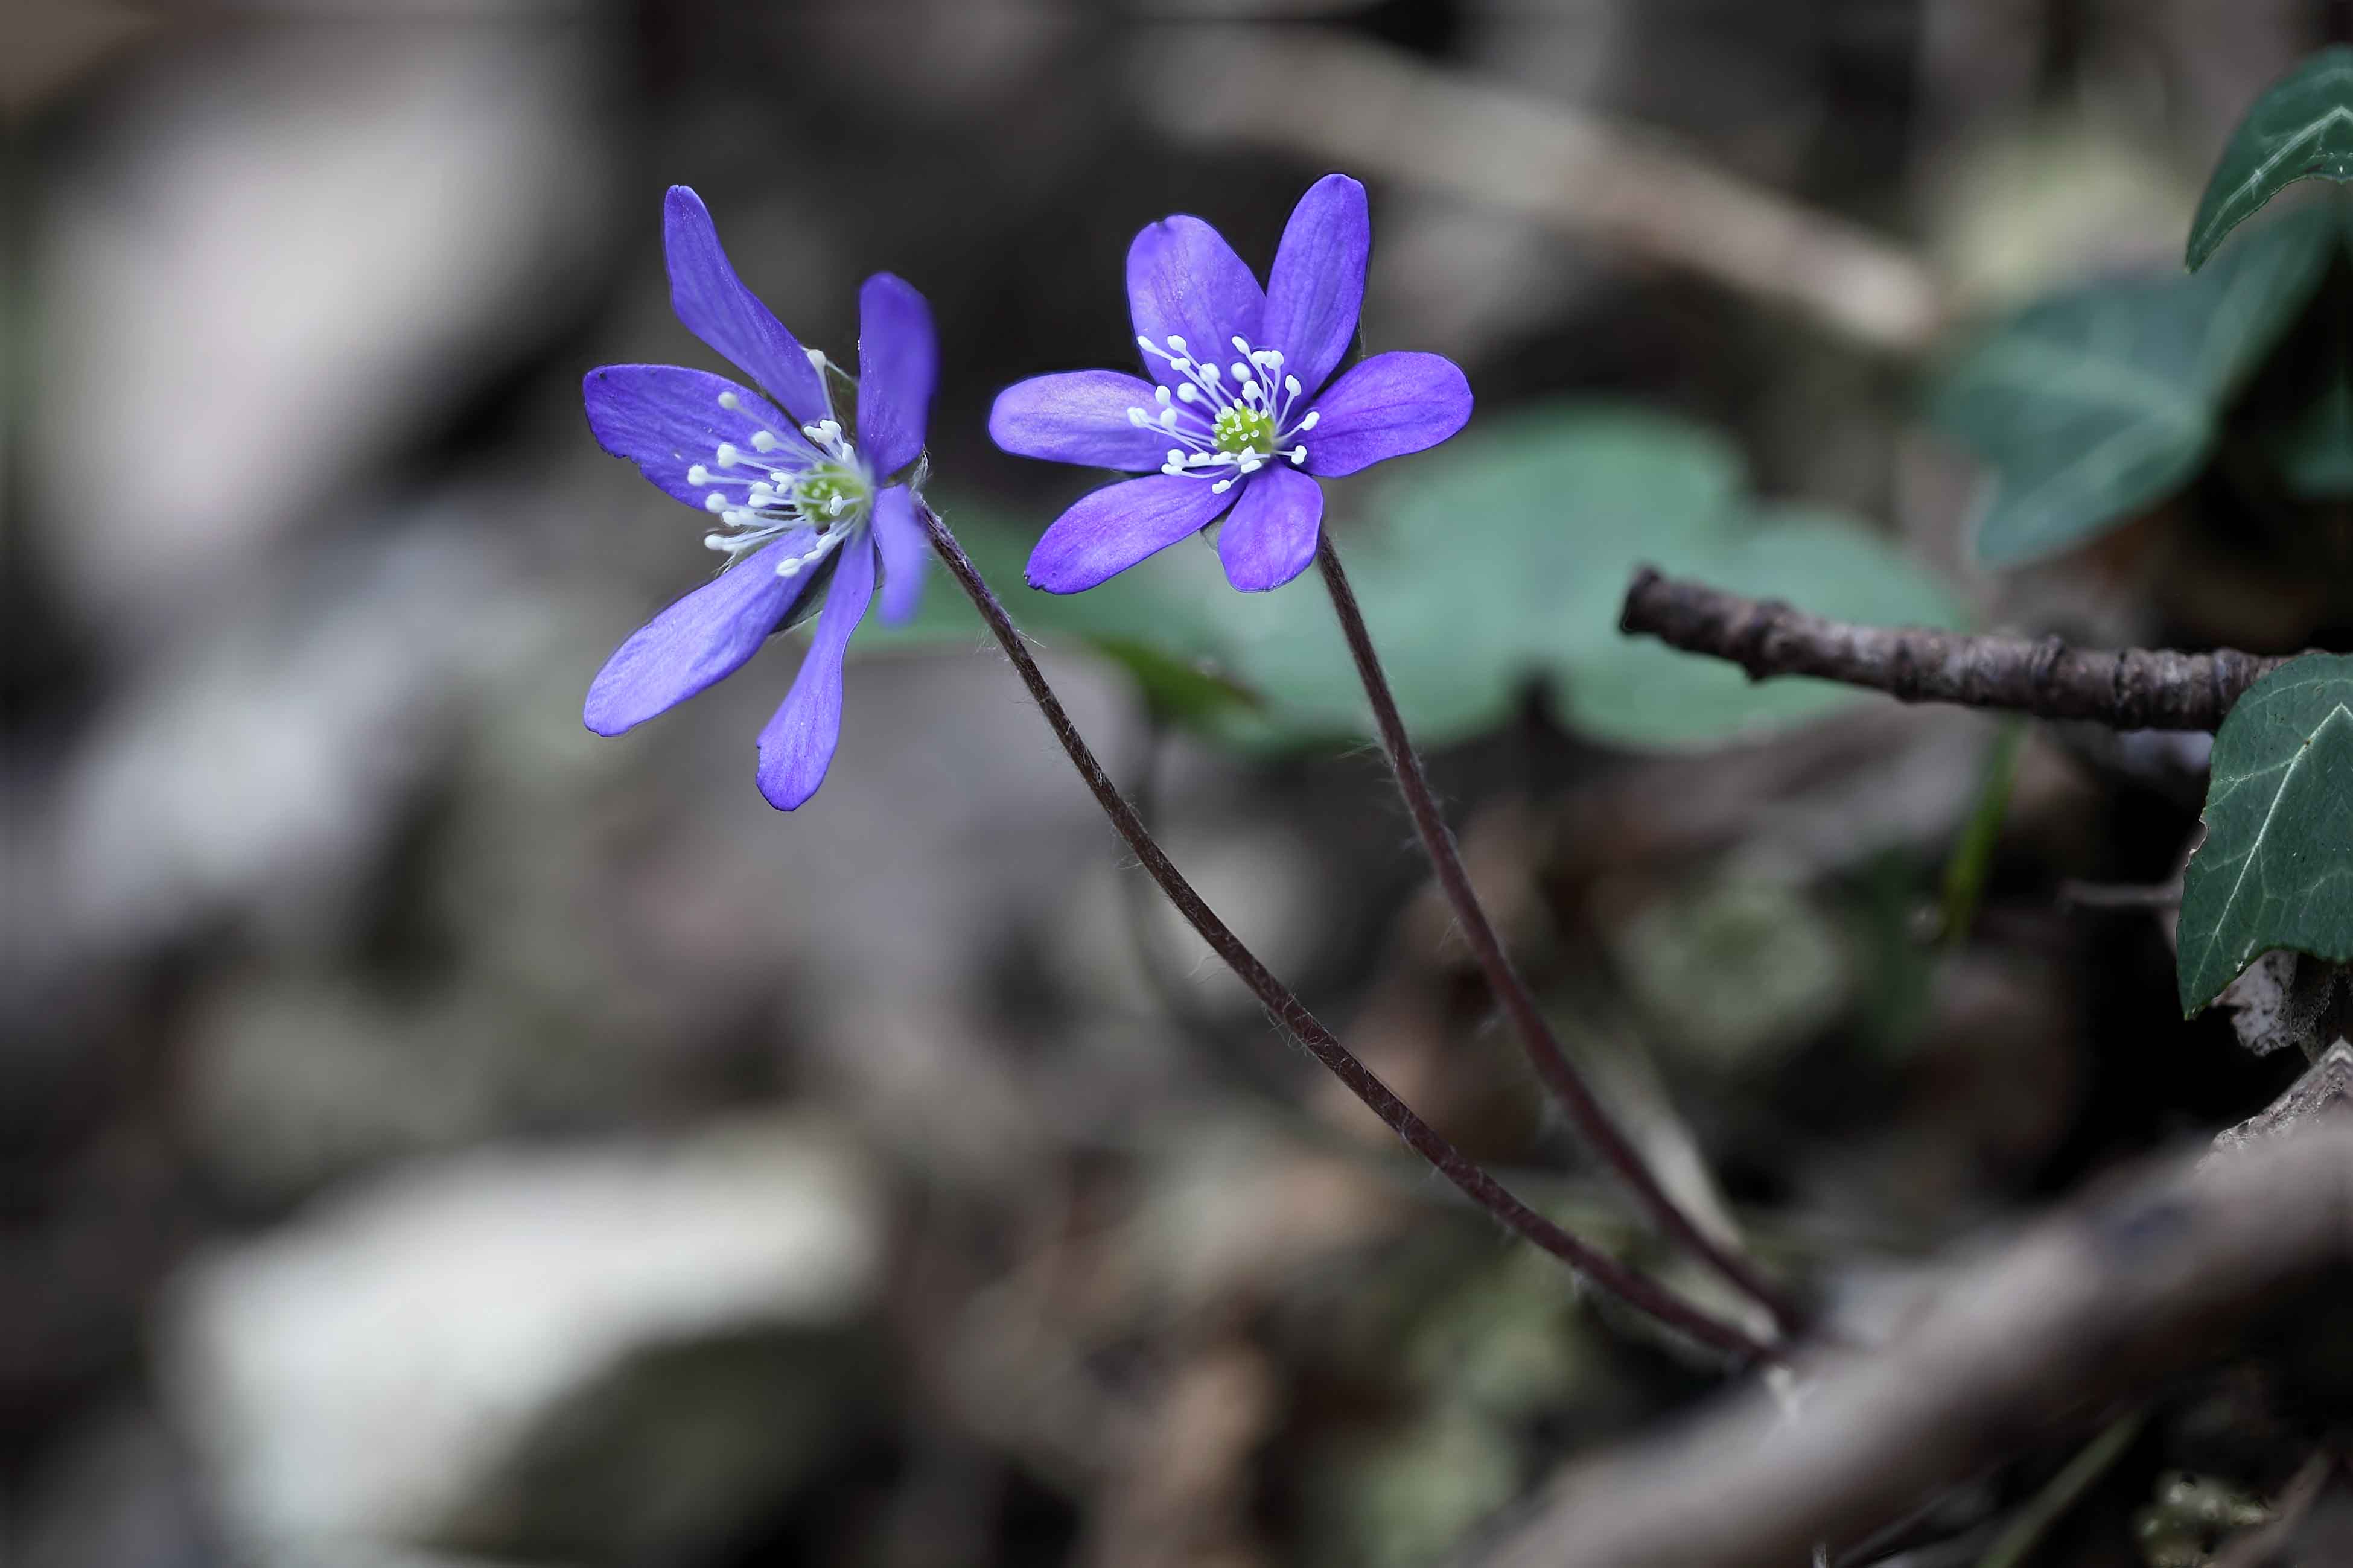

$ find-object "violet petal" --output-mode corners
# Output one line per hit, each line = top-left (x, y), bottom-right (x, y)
(582, 364), (803, 509)
(989, 370), (1182, 472)
(664, 186), (831, 424)
(1302, 352), (1473, 478)
(1126, 215), (1266, 393)
(854, 273), (936, 480)
(1025, 474), (1235, 594)
(1215, 463), (1323, 591)
(755, 532), (877, 810)
(1262, 174), (1369, 397)
(871, 484), (927, 624)
(584, 535), (820, 736)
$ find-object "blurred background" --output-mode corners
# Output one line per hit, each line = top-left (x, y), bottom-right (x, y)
(7, 2), (2338, 1564)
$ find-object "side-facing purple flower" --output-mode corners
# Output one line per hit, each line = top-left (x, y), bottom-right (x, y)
(582, 186), (936, 810)
(990, 174), (1471, 595)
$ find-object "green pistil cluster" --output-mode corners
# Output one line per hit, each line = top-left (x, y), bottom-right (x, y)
(797, 462), (872, 530)
(1213, 404), (1275, 457)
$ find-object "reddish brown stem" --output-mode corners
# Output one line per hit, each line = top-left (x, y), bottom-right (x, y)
(917, 500), (1774, 1363)
(1314, 533), (1802, 1339)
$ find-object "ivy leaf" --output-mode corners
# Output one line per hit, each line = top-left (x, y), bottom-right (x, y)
(1932, 209), (2335, 567)
(2187, 46), (2353, 271)
(2177, 653), (2353, 1015)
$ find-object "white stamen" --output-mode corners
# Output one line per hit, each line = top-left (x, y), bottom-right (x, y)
(716, 443), (739, 468)
(688, 465), (711, 486)
(1177, 385), (1200, 402)
(704, 492), (728, 513)
(1165, 335), (1186, 352)
(1155, 385), (1172, 405)
(752, 431), (780, 452)
(1285, 375), (1301, 397)
(1211, 478), (1232, 494)
(1287, 446), (1307, 463)
(1129, 407), (1151, 427)
(1299, 411), (1320, 430)
(718, 391), (741, 410)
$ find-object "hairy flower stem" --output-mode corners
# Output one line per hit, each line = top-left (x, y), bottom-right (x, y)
(918, 500), (1772, 1363)
(1313, 533), (1802, 1339)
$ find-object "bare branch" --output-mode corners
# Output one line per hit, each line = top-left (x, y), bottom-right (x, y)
(1620, 568), (2299, 732)
(1468, 1124), (2353, 1568)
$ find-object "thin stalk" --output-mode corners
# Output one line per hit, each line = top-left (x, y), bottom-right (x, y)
(1312, 531), (1801, 1338)
(917, 500), (1771, 1363)
(1939, 717), (2025, 951)
(1970, 1409), (2145, 1568)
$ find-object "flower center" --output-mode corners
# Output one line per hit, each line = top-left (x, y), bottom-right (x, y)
(690, 392), (874, 579)
(1127, 332), (1322, 494)
(1212, 404), (1276, 456)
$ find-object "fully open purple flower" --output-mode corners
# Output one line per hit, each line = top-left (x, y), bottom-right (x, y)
(582, 186), (935, 810)
(990, 174), (1471, 595)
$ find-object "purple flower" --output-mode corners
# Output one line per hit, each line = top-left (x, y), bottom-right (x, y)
(582, 186), (936, 810)
(990, 174), (1472, 595)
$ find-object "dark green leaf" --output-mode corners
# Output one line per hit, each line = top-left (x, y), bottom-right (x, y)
(2177, 653), (2353, 1015)
(2188, 46), (2353, 270)
(1933, 210), (2335, 567)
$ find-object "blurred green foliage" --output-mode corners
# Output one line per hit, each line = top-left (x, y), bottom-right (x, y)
(880, 404), (1963, 752)
(1931, 208), (2334, 565)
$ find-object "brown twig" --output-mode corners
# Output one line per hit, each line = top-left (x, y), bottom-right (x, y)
(1316, 535), (1799, 1338)
(1467, 1124), (2353, 1568)
(1620, 567), (2297, 731)
(917, 500), (1773, 1363)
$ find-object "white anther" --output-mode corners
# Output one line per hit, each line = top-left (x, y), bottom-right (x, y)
(1211, 478), (1232, 494)
(804, 347), (826, 369)
(1177, 385), (1200, 402)
(778, 558), (803, 578)
(1128, 407), (1151, 427)
(1287, 446), (1307, 463)
(1299, 410), (1320, 430)
(1231, 335), (1250, 355)
(718, 391), (741, 410)
(1159, 408), (1179, 428)
(1238, 459), (1262, 475)
(1284, 375), (1302, 397)
(751, 431), (779, 452)
(1167, 448), (1185, 465)
(748, 483), (776, 504)
(704, 492), (728, 513)
(1165, 335), (1186, 352)
(687, 464), (711, 486)
(827, 494), (846, 516)
(1155, 385), (1172, 405)
(1267, 349), (1284, 365)
(1200, 363), (1220, 382)
(716, 443), (740, 468)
